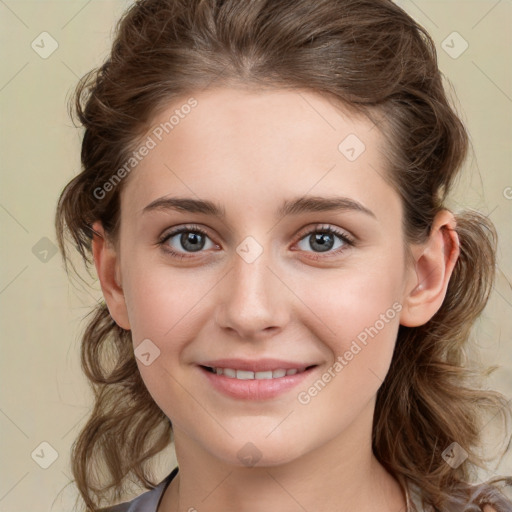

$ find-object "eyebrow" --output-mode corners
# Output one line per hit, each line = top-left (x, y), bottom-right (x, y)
(141, 195), (376, 219)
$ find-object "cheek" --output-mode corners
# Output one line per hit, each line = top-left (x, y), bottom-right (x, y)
(300, 259), (403, 342)
(293, 257), (404, 390)
(123, 259), (212, 341)
(123, 265), (214, 400)
(291, 276), (402, 438)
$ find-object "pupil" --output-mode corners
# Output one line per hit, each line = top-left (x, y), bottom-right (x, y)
(312, 233), (333, 252)
(182, 232), (204, 252)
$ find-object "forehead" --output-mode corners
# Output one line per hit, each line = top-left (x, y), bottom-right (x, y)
(140, 87), (376, 160)
(120, 87), (397, 223)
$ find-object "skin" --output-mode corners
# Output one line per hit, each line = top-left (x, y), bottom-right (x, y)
(92, 87), (461, 511)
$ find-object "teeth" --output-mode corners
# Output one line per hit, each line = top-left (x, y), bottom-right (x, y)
(207, 367), (307, 379)
(255, 371), (273, 379)
(236, 370), (254, 380)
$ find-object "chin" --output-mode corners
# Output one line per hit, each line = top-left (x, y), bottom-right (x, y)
(207, 438), (306, 469)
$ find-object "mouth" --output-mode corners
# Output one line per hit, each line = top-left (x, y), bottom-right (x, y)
(197, 360), (320, 400)
(200, 365), (317, 380)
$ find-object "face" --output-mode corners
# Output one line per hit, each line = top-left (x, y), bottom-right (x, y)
(106, 87), (416, 468)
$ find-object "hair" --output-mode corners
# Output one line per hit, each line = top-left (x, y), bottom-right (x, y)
(55, 0), (512, 510)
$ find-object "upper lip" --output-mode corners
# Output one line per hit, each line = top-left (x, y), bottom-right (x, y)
(198, 358), (318, 372)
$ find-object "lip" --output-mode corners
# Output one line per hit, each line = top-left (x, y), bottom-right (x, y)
(197, 358), (319, 401)
(198, 358), (316, 372)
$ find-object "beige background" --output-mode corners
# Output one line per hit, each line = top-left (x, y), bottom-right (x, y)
(0, 1), (511, 510)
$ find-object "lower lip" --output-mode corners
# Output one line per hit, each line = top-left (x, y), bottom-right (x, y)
(198, 365), (317, 400)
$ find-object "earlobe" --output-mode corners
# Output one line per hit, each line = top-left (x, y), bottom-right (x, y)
(399, 210), (460, 327)
(91, 220), (131, 330)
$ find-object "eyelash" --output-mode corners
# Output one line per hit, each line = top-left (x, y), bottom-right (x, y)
(157, 223), (355, 261)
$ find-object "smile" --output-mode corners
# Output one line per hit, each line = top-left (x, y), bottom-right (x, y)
(201, 366), (310, 380)
(198, 361), (319, 400)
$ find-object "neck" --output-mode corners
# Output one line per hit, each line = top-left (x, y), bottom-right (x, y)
(159, 400), (406, 512)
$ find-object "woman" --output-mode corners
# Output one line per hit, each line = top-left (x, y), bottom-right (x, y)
(55, 0), (512, 510)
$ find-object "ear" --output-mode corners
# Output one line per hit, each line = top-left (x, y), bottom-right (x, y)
(91, 220), (131, 330)
(400, 210), (460, 327)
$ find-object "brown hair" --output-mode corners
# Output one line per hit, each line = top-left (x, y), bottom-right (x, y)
(55, 0), (512, 510)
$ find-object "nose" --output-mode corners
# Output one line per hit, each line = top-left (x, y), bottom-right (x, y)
(214, 243), (290, 341)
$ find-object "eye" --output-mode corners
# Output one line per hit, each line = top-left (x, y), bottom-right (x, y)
(157, 223), (355, 261)
(157, 224), (218, 259)
(294, 224), (355, 259)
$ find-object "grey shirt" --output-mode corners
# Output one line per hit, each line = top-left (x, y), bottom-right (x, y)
(98, 468), (428, 511)
(98, 467), (178, 512)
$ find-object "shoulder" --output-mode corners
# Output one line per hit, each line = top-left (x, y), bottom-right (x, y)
(98, 505), (129, 512)
(96, 497), (144, 512)
(97, 502), (132, 512)
(96, 467), (179, 512)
